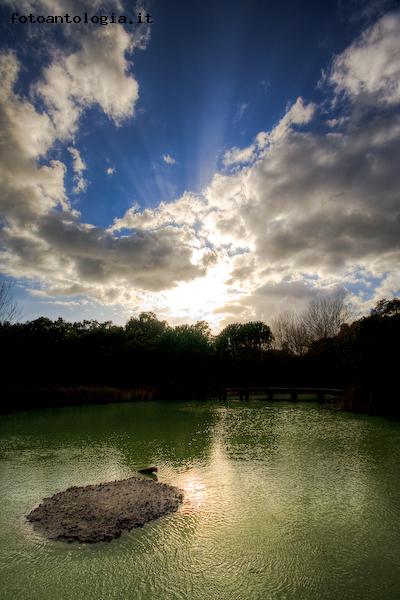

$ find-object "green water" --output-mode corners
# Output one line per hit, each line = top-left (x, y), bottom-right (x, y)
(1, 401), (400, 600)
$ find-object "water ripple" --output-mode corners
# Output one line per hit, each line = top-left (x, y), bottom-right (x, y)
(1, 401), (400, 599)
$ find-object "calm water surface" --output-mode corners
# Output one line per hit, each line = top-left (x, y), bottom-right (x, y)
(1, 401), (400, 600)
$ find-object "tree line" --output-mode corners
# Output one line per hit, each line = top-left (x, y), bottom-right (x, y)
(0, 288), (399, 415)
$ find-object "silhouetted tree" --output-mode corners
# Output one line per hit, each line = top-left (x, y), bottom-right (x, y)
(215, 321), (273, 360)
(0, 279), (20, 323)
(160, 323), (211, 356)
(272, 311), (309, 355)
(125, 312), (167, 348)
(303, 294), (351, 343)
(1, 296), (399, 415)
(370, 298), (400, 318)
(273, 294), (351, 354)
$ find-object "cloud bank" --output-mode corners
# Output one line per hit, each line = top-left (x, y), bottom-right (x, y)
(0, 8), (399, 325)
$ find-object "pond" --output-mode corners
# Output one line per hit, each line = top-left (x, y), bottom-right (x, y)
(1, 401), (400, 599)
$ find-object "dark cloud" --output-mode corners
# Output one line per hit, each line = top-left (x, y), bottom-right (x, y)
(1, 11), (399, 324)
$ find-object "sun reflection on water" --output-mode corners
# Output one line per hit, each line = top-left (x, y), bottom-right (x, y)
(179, 471), (208, 508)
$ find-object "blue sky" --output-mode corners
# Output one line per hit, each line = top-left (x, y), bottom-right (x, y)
(0, 0), (399, 327)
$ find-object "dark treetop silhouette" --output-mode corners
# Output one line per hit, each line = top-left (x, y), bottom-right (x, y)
(1, 297), (399, 416)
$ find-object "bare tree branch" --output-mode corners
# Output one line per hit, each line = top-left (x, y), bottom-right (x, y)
(273, 293), (352, 354)
(272, 311), (309, 355)
(302, 293), (352, 342)
(0, 279), (21, 323)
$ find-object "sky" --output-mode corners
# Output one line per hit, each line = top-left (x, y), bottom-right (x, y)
(0, 0), (399, 328)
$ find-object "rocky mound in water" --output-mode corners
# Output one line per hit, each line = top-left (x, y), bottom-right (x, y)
(27, 477), (184, 543)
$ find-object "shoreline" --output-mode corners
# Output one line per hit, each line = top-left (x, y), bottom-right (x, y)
(3, 384), (397, 418)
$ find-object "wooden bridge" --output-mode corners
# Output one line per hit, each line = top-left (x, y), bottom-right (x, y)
(216, 386), (344, 402)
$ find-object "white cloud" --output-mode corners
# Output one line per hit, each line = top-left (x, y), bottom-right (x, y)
(68, 147), (85, 173)
(71, 177), (87, 194)
(106, 167), (116, 175)
(223, 145), (256, 167)
(1, 11), (400, 326)
(162, 153), (177, 165)
(330, 12), (400, 105)
(68, 146), (87, 194)
(267, 97), (317, 143)
(0, 33), (202, 304)
(36, 25), (139, 139)
(0, 51), (67, 223)
(113, 70), (399, 324)
(222, 97), (316, 167)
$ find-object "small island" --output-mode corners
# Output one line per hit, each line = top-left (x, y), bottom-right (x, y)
(27, 477), (184, 543)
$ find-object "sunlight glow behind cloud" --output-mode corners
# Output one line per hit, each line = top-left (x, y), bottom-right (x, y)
(0, 3), (399, 325)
